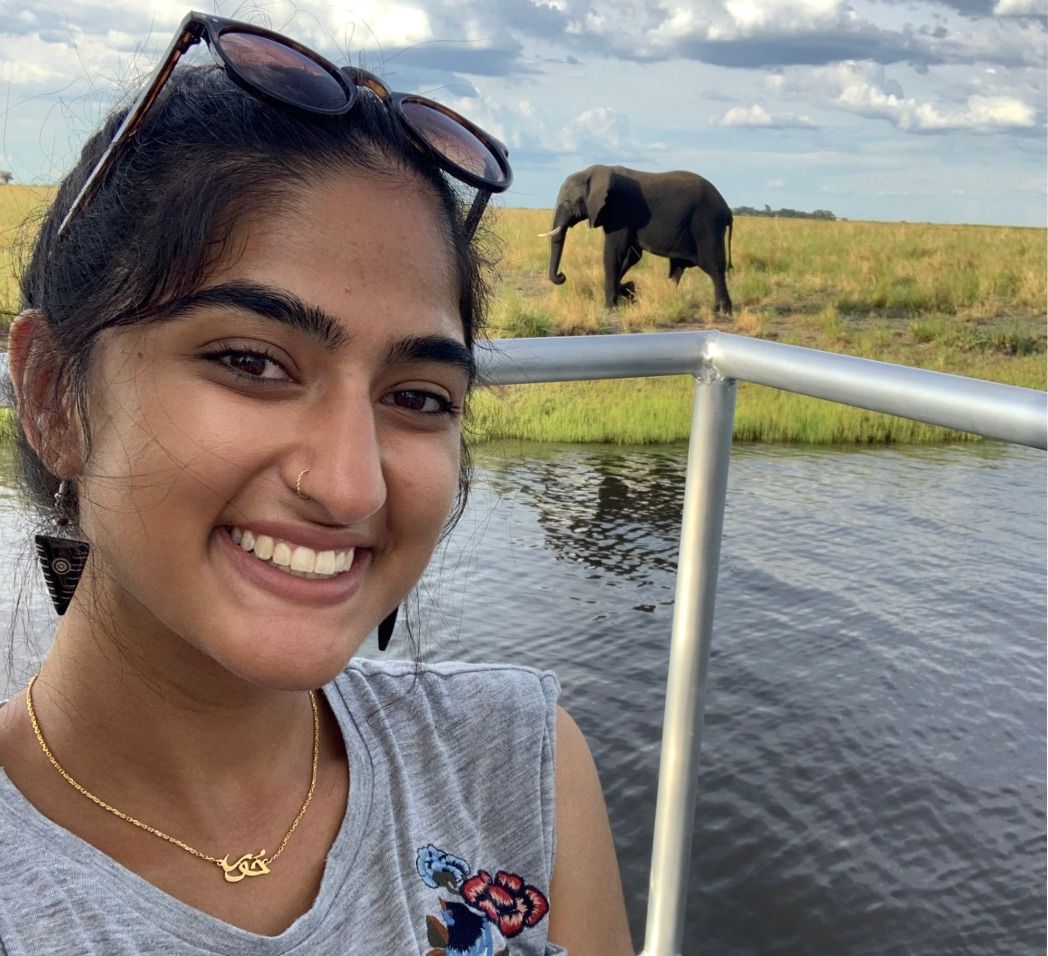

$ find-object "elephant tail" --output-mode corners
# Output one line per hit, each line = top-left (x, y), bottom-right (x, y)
(726, 220), (734, 272)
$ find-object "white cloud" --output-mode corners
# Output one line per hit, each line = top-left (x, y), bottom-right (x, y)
(715, 104), (774, 126)
(581, 0), (860, 55)
(721, 0), (846, 35)
(993, 0), (1048, 14)
(324, 1), (436, 48)
(543, 102), (660, 161)
(556, 106), (633, 152)
(710, 103), (815, 127)
(836, 83), (1037, 130)
(964, 94), (1038, 126)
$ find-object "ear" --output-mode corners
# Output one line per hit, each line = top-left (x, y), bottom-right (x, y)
(8, 311), (84, 478)
(585, 166), (613, 227)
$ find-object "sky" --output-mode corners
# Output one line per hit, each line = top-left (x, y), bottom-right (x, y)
(0, 0), (1045, 227)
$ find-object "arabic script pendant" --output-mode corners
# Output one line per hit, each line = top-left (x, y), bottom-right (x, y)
(218, 851), (271, 883)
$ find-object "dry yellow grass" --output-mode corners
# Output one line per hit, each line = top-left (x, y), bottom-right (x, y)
(489, 208), (1046, 332)
(485, 207), (1045, 386)
(0, 186), (52, 318)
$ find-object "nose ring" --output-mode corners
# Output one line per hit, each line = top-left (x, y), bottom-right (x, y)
(295, 469), (311, 501)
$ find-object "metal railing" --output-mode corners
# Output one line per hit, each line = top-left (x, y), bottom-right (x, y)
(475, 330), (1046, 956)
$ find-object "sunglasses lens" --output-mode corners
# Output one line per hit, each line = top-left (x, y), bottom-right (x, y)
(401, 99), (509, 187)
(218, 31), (350, 112)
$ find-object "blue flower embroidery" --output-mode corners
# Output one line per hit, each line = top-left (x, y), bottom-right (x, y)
(443, 900), (500, 956)
(416, 843), (471, 890)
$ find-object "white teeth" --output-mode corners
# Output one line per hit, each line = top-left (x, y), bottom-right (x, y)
(229, 527), (354, 580)
(254, 535), (274, 560)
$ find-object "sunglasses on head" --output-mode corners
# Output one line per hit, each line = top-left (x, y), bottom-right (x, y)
(58, 11), (513, 241)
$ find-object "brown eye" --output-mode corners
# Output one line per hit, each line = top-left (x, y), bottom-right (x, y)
(230, 354), (270, 377)
(211, 349), (290, 381)
(394, 391), (430, 412)
(385, 389), (457, 416)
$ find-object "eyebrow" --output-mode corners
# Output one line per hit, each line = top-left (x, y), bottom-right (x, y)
(157, 281), (475, 381)
(386, 335), (477, 386)
(158, 281), (348, 350)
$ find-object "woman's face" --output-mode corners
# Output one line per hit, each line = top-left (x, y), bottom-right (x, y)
(71, 170), (470, 691)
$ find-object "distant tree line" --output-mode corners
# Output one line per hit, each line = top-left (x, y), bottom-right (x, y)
(733, 204), (837, 221)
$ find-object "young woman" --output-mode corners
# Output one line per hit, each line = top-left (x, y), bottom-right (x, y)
(0, 13), (632, 954)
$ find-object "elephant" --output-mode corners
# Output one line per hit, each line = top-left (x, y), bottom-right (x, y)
(543, 164), (733, 313)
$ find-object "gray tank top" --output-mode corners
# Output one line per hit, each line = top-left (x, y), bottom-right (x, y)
(0, 660), (565, 955)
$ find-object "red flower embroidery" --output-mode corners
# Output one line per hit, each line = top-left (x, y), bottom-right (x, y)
(461, 869), (549, 938)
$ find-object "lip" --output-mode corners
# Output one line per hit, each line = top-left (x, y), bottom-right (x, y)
(217, 526), (371, 606)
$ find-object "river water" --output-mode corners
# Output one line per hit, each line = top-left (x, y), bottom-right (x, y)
(412, 440), (1046, 956)
(0, 441), (1044, 954)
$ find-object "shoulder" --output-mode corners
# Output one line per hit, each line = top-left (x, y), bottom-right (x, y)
(342, 657), (557, 687)
(331, 659), (560, 716)
(326, 660), (561, 763)
(547, 708), (634, 953)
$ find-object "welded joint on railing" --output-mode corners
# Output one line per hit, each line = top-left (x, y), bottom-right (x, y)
(694, 332), (732, 386)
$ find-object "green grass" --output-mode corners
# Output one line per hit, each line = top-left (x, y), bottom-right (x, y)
(470, 378), (695, 444)
(468, 377), (984, 445)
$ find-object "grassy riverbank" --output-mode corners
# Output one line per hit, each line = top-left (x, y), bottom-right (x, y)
(474, 208), (1045, 444)
(2, 187), (1044, 444)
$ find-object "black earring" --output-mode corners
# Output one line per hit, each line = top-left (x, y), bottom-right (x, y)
(377, 607), (398, 652)
(35, 480), (89, 616)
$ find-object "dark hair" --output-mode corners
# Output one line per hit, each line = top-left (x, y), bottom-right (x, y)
(17, 64), (490, 530)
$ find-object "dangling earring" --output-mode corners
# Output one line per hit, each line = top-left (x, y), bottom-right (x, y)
(377, 607), (398, 652)
(34, 480), (89, 616)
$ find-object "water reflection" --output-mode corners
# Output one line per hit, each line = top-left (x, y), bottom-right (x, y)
(483, 445), (687, 580)
(428, 440), (1047, 956)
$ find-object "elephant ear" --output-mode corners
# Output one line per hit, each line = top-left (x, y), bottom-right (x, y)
(585, 166), (613, 227)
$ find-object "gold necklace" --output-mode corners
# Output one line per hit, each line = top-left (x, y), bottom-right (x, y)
(26, 674), (319, 884)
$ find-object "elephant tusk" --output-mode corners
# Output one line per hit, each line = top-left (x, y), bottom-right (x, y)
(537, 227), (563, 238)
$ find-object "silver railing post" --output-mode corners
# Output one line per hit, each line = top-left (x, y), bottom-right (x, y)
(640, 362), (738, 956)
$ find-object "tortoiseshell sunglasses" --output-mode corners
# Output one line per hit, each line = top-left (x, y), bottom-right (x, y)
(58, 11), (513, 241)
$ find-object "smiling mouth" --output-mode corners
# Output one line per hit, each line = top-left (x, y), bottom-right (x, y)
(229, 527), (355, 580)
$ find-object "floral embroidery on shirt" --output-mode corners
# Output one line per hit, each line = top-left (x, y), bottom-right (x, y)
(416, 843), (549, 956)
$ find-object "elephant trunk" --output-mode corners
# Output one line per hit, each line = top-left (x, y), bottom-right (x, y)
(547, 222), (567, 285)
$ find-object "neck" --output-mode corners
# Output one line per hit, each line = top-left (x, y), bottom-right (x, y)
(32, 616), (323, 810)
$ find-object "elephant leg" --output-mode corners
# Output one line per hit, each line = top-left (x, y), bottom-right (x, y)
(602, 234), (624, 307)
(696, 233), (732, 315)
(604, 233), (641, 307)
(697, 263), (732, 314)
(615, 244), (642, 303)
(713, 273), (733, 315)
(668, 258), (688, 286)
